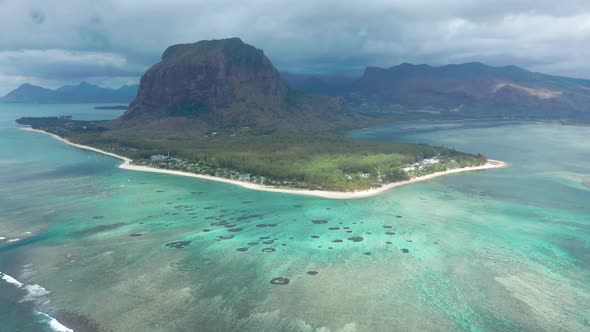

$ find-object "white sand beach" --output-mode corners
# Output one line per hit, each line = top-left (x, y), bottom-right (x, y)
(22, 127), (507, 199)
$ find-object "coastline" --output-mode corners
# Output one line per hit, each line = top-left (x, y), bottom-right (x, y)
(21, 127), (508, 199)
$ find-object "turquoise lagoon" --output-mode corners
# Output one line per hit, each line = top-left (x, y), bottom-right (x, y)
(0, 104), (589, 331)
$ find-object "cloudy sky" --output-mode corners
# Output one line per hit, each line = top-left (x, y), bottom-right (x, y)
(0, 0), (589, 94)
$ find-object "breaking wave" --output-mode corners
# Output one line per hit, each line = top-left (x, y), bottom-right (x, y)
(0, 271), (74, 332)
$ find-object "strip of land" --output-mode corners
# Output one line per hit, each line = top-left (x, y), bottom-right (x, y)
(21, 127), (507, 199)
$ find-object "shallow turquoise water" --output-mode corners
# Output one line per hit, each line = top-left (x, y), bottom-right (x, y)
(1, 106), (589, 331)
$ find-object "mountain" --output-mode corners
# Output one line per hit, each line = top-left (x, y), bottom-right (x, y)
(121, 38), (354, 133)
(1, 82), (138, 104)
(285, 62), (590, 118)
(1, 84), (58, 103)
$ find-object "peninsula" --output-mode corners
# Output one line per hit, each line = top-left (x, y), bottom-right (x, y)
(20, 126), (505, 199)
(17, 38), (504, 196)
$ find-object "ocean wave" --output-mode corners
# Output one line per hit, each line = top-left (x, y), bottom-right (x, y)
(1, 272), (24, 287)
(21, 284), (51, 302)
(1, 271), (74, 332)
(36, 312), (74, 332)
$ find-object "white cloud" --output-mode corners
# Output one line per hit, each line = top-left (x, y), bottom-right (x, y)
(0, 49), (140, 79)
(0, 49), (127, 69)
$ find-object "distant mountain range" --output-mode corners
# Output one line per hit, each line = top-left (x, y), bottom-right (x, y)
(1, 82), (138, 104)
(282, 63), (590, 118)
(8, 38), (590, 122)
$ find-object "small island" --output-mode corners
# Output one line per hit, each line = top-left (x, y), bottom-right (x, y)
(16, 38), (505, 198)
(94, 105), (128, 110)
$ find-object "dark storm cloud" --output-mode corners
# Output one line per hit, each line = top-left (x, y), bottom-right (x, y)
(78, 16), (112, 50)
(29, 9), (45, 24)
(1, 0), (590, 93)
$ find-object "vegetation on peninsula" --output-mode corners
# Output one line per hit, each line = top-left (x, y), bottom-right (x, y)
(16, 117), (485, 191)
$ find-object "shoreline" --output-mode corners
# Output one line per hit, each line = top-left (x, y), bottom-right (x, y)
(21, 127), (508, 199)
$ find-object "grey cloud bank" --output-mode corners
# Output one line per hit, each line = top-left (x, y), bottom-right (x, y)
(0, 0), (589, 94)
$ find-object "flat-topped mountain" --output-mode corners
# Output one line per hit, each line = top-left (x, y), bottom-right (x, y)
(123, 38), (353, 132)
(284, 62), (590, 118)
(1, 82), (138, 104)
(127, 38), (285, 116)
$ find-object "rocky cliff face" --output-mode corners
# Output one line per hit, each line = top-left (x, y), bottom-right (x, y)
(126, 38), (286, 119)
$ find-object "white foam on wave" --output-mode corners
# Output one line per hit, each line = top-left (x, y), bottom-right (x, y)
(21, 284), (51, 302)
(0, 236), (5, 240)
(2, 272), (74, 331)
(1, 272), (24, 287)
(36, 311), (74, 332)
(8, 238), (21, 242)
